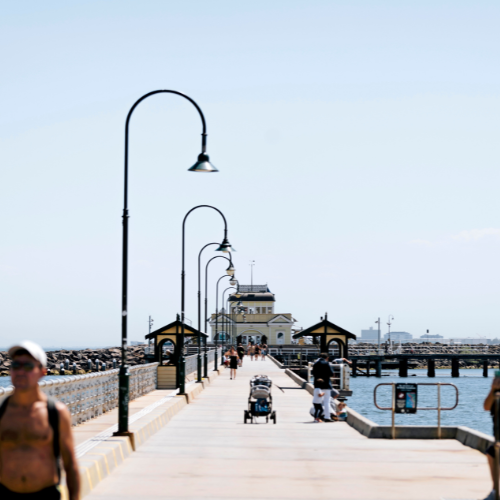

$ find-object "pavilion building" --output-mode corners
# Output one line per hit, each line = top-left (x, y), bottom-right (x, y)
(209, 284), (295, 345)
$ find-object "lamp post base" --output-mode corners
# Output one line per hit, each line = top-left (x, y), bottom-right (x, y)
(197, 354), (202, 382)
(178, 356), (186, 394)
(117, 364), (130, 434)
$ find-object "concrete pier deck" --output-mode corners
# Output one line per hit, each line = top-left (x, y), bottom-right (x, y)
(83, 357), (490, 500)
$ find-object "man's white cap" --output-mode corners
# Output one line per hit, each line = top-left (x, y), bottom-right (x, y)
(8, 341), (47, 368)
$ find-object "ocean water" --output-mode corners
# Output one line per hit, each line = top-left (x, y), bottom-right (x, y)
(348, 368), (495, 436)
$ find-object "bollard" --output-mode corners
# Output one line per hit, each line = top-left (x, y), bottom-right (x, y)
(87, 360), (92, 372)
(60, 363), (65, 375)
(64, 359), (69, 370)
(72, 363), (77, 374)
(113, 359), (117, 369)
(95, 359), (100, 371)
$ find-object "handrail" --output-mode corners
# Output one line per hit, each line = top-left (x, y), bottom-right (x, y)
(373, 382), (459, 439)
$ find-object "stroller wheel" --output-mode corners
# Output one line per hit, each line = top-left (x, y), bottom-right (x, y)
(266, 416), (269, 423)
(244, 411), (247, 424)
(272, 411), (277, 424)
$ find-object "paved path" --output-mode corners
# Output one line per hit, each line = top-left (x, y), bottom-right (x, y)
(84, 357), (490, 500)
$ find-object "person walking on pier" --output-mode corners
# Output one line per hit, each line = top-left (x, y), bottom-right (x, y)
(237, 344), (245, 366)
(261, 343), (267, 361)
(311, 353), (335, 422)
(0, 341), (80, 500)
(483, 376), (500, 500)
(226, 346), (239, 380)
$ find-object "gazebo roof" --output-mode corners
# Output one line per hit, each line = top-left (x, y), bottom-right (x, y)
(293, 316), (357, 340)
(145, 319), (208, 340)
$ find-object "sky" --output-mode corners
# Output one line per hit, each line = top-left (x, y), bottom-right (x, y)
(0, 0), (499, 347)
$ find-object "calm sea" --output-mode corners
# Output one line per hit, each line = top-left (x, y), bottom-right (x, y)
(348, 368), (494, 436)
(1, 369), (495, 436)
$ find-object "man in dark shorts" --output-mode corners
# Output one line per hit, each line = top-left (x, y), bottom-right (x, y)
(0, 341), (80, 499)
(311, 353), (335, 422)
(237, 344), (245, 366)
(483, 376), (500, 500)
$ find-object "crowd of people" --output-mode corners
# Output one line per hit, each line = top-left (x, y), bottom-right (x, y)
(222, 342), (268, 380)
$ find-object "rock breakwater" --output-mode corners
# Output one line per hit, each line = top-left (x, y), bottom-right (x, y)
(0, 346), (149, 376)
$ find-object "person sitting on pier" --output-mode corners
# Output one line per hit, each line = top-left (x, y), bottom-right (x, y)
(311, 353), (335, 422)
(310, 388), (340, 421)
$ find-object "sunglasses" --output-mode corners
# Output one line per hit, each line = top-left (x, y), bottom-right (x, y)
(11, 361), (38, 372)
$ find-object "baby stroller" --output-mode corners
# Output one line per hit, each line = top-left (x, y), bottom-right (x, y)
(244, 375), (277, 424)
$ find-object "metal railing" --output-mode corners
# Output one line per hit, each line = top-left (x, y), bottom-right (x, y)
(374, 382), (459, 439)
(350, 344), (492, 355)
(307, 362), (350, 391)
(0, 362), (158, 426)
(184, 348), (221, 378)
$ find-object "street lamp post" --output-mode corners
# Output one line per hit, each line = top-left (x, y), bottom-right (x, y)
(215, 274), (232, 367)
(375, 317), (381, 353)
(387, 315), (394, 351)
(117, 89), (217, 436)
(204, 255), (234, 373)
(181, 205), (233, 390)
(222, 286), (236, 345)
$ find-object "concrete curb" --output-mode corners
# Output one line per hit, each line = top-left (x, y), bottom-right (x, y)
(267, 355), (284, 369)
(282, 366), (494, 453)
(76, 365), (225, 498)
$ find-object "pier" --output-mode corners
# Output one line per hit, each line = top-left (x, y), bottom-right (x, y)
(66, 358), (489, 500)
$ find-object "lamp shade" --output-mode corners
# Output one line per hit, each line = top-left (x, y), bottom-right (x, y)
(216, 237), (234, 253)
(188, 153), (218, 173)
(226, 265), (235, 276)
(229, 278), (237, 286)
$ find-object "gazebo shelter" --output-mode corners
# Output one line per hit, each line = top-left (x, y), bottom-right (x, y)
(145, 317), (207, 389)
(292, 314), (356, 359)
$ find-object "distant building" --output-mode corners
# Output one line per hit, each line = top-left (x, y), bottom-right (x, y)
(383, 331), (413, 342)
(209, 284), (295, 345)
(130, 341), (146, 346)
(361, 327), (379, 341)
(420, 334), (443, 339)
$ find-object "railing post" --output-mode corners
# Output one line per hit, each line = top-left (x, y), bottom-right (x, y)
(391, 383), (396, 440)
(437, 383), (441, 439)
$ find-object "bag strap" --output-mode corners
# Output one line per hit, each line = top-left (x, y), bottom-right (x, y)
(0, 396), (11, 421)
(47, 397), (61, 483)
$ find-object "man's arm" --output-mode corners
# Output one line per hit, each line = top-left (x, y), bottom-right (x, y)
(57, 402), (80, 500)
(485, 378), (500, 411)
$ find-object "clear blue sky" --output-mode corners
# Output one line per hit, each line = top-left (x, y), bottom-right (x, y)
(0, 1), (499, 347)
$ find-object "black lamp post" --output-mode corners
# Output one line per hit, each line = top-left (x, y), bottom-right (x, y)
(215, 274), (233, 367)
(181, 205), (233, 392)
(117, 89), (217, 436)
(204, 254), (234, 374)
(222, 286), (236, 345)
(198, 245), (234, 380)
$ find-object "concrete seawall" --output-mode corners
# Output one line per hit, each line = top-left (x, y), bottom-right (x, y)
(283, 366), (495, 453)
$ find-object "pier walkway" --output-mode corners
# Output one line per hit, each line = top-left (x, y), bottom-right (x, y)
(84, 358), (489, 500)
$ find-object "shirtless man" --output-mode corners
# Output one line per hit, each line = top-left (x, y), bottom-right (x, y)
(0, 341), (80, 499)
